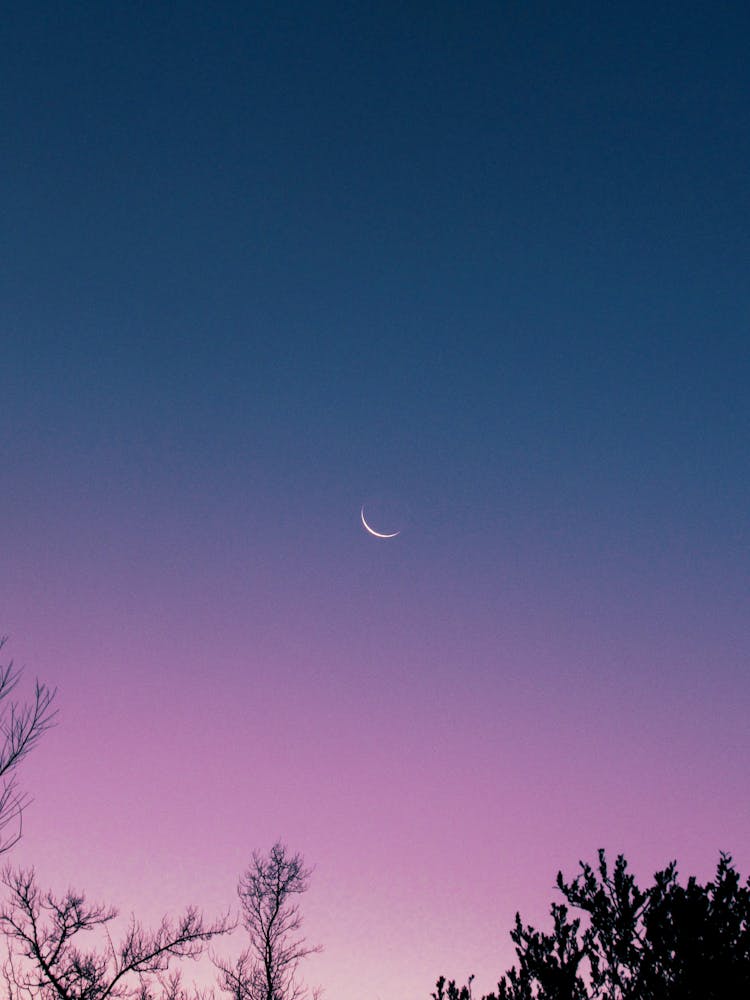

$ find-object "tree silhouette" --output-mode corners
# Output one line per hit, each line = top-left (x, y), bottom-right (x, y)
(435, 851), (750, 1000)
(0, 867), (231, 1000)
(216, 843), (320, 1000)
(0, 638), (56, 854)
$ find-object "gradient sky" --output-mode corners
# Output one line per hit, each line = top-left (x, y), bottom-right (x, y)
(2, 3), (749, 998)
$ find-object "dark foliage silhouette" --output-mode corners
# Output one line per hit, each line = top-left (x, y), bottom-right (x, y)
(0, 867), (231, 1000)
(216, 842), (320, 1000)
(434, 850), (750, 1000)
(0, 638), (56, 854)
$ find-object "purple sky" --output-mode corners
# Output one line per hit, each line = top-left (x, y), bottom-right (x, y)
(2, 3), (750, 998)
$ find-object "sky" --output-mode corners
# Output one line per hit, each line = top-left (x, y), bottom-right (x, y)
(1, 1), (749, 997)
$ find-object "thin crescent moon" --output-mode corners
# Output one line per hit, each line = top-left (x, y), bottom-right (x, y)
(360, 506), (400, 539)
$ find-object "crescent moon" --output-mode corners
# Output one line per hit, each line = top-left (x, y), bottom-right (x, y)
(360, 506), (400, 539)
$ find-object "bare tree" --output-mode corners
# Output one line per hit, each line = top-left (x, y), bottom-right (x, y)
(216, 843), (320, 1000)
(0, 867), (231, 1000)
(0, 638), (57, 854)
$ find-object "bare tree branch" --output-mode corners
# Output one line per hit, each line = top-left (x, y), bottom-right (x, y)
(215, 843), (320, 1000)
(0, 637), (57, 855)
(0, 867), (231, 1000)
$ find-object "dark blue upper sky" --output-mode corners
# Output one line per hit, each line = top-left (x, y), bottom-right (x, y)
(2, 0), (749, 630)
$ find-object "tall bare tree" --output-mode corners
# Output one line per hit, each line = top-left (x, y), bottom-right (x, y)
(216, 843), (320, 1000)
(0, 638), (57, 854)
(0, 867), (231, 1000)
